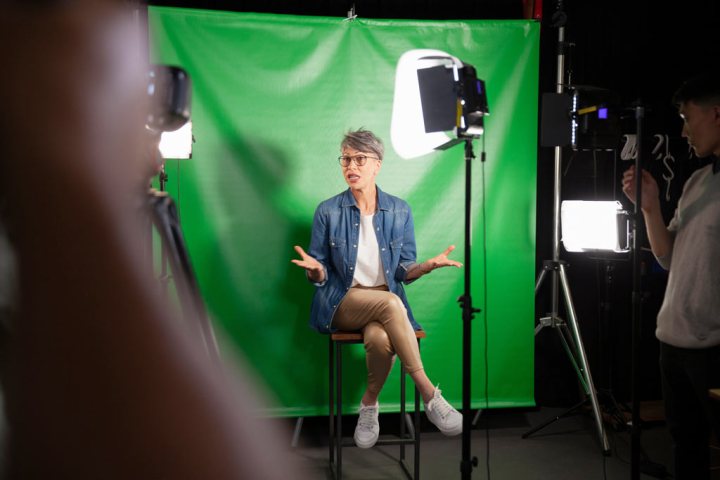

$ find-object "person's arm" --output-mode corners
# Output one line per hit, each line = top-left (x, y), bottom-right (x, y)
(395, 206), (462, 283)
(621, 166), (674, 261)
(396, 206), (419, 283)
(643, 203), (674, 261)
(292, 204), (329, 285)
(292, 245), (326, 283)
(405, 245), (463, 281)
(0, 6), (302, 479)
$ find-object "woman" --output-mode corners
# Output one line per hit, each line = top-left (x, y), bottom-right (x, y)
(291, 128), (462, 448)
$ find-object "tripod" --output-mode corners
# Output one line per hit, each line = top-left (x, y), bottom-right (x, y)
(148, 164), (221, 363)
(524, 9), (610, 454)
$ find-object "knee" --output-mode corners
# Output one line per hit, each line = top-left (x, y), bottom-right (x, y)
(364, 326), (394, 356)
(379, 294), (407, 322)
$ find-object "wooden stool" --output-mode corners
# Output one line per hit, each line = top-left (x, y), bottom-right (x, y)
(329, 329), (426, 480)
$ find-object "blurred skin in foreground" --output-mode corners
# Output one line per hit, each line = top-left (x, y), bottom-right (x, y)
(0, 2), (304, 478)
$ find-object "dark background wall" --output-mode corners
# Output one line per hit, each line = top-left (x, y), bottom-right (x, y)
(145, 0), (720, 407)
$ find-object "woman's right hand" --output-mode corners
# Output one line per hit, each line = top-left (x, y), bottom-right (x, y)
(291, 246), (325, 283)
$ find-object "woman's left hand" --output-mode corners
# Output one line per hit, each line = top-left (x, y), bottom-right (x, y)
(424, 245), (463, 272)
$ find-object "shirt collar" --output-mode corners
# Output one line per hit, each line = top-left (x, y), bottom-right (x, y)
(341, 185), (390, 211)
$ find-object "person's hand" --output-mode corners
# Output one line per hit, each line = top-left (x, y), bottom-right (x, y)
(291, 246), (325, 283)
(424, 245), (463, 272)
(621, 166), (661, 214)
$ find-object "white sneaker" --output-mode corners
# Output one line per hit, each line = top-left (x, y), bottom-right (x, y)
(353, 402), (379, 448)
(425, 386), (462, 436)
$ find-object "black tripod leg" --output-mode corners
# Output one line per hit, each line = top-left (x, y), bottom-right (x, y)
(522, 398), (588, 439)
(148, 192), (221, 363)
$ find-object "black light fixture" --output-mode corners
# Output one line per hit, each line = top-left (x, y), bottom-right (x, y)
(391, 49), (488, 159)
(147, 64), (193, 159)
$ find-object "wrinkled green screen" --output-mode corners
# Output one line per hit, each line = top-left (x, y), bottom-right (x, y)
(149, 7), (538, 416)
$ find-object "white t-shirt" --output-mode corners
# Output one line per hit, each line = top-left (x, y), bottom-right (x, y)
(655, 164), (720, 348)
(352, 214), (386, 287)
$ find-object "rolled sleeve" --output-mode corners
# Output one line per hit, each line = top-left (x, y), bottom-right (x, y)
(656, 219), (678, 270)
(307, 265), (328, 287)
(307, 205), (330, 286)
(396, 208), (417, 284)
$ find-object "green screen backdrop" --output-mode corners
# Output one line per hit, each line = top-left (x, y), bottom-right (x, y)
(149, 7), (539, 416)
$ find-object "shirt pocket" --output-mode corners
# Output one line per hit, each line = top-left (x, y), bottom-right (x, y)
(329, 236), (347, 268)
(390, 237), (404, 251)
(330, 237), (346, 249)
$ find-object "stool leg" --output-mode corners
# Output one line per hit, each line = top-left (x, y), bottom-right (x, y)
(414, 339), (421, 480)
(337, 342), (343, 480)
(329, 338), (335, 474)
(400, 362), (406, 461)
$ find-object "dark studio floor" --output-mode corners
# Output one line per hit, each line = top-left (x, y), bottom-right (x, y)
(281, 401), (720, 480)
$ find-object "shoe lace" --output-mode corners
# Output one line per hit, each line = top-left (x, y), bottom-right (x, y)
(429, 389), (454, 419)
(357, 405), (378, 430)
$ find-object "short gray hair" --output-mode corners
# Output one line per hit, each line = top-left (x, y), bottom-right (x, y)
(341, 128), (384, 161)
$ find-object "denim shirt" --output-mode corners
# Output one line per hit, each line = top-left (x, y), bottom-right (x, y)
(306, 186), (421, 333)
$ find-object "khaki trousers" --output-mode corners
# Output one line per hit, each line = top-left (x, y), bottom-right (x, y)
(332, 285), (423, 396)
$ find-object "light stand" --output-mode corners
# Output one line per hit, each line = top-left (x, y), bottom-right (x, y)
(458, 138), (481, 479)
(630, 103), (645, 480)
(526, 4), (610, 454)
(148, 169), (222, 364)
(144, 64), (218, 361)
(158, 165), (171, 300)
(595, 258), (631, 430)
(390, 50), (488, 478)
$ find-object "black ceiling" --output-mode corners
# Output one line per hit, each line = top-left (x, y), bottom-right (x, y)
(145, 0), (525, 20)
(144, 0), (720, 131)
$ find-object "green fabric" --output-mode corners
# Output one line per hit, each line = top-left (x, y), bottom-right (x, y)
(149, 7), (539, 416)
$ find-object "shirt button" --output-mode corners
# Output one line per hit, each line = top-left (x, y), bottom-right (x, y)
(376, 227), (380, 231)
(381, 247), (386, 251)
(353, 245), (357, 248)
(386, 270), (389, 274)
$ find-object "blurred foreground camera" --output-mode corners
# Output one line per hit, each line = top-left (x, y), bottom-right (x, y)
(146, 65), (191, 133)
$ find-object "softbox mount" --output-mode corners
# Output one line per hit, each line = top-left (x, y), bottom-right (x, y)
(417, 59), (489, 149)
(540, 85), (621, 151)
(390, 49), (488, 160)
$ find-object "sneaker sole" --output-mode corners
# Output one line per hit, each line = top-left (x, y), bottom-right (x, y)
(438, 423), (462, 436)
(353, 433), (378, 449)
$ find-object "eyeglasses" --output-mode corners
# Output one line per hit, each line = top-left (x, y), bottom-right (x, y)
(337, 154), (378, 167)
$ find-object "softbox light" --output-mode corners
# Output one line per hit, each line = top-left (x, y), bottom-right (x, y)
(391, 49), (488, 159)
(561, 200), (630, 253)
(159, 121), (193, 159)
